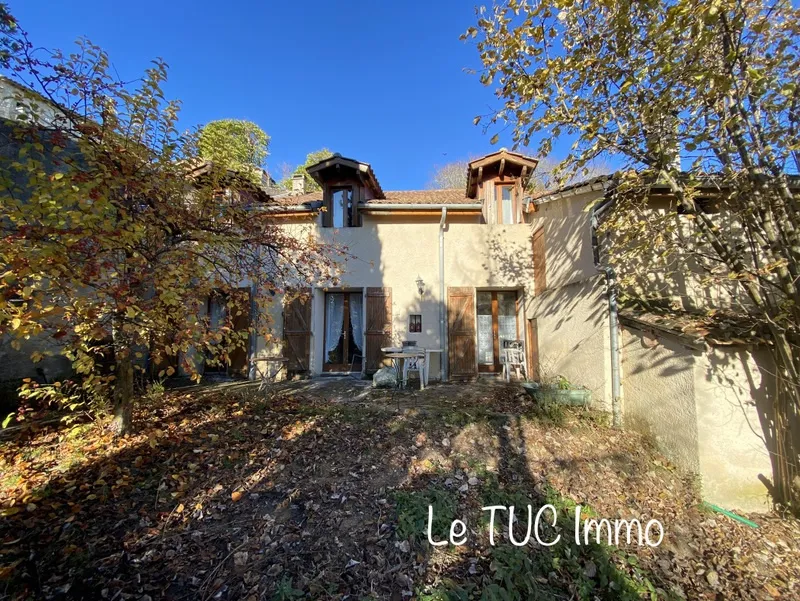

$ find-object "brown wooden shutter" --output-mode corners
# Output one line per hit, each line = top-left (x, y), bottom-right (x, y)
(526, 317), (540, 382)
(283, 289), (312, 374)
(322, 187), (333, 228)
(447, 287), (477, 379)
(228, 287), (252, 376)
(365, 287), (392, 373)
(532, 226), (547, 294)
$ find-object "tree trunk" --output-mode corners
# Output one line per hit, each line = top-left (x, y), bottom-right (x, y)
(767, 333), (800, 514)
(110, 350), (134, 437)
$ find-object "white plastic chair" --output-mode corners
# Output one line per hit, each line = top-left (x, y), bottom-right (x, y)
(402, 355), (426, 390)
(501, 341), (527, 382)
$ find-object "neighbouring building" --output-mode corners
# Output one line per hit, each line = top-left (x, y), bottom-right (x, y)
(528, 176), (795, 512)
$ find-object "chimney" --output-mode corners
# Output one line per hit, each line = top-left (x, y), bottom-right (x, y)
(291, 173), (306, 195)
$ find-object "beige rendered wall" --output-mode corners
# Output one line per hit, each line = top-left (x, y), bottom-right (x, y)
(527, 190), (611, 408)
(621, 325), (773, 512)
(607, 196), (744, 312)
(693, 346), (773, 511)
(258, 213), (535, 377)
(620, 326), (701, 472)
(531, 277), (611, 409)
(529, 190), (602, 288)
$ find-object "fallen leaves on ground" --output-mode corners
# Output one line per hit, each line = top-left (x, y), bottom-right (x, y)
(0, 381), (796, 600)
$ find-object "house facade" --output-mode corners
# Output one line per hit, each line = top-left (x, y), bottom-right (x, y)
(252, 150), (611, 395)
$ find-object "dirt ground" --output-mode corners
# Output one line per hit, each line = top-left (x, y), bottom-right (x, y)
(0, 379), (797, 600)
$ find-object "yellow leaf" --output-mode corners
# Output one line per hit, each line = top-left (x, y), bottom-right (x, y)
(176, 503), (185, 513)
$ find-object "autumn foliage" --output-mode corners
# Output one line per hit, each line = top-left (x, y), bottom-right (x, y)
(0, 12), (340, 434)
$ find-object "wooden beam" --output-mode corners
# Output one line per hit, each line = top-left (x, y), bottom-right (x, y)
(498, 158), (506, 179)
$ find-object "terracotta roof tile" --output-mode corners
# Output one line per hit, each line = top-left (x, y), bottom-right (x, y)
(271, 188), (477, 207)
(270, 192), (322, 206)
(618, 305), (767, 347)
(371, 189), (476, 205)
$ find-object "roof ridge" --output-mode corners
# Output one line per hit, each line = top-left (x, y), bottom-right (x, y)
(383, 188), (463, 193)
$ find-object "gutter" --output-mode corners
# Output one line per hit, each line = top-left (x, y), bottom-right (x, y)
(361, 203), (481, 211)
(525, 175), (615, 212)
(590, 198), (623, 429)
(439, 207), (448, 381)
(260, 203), (321, 213)
(261, 202), (482, 213)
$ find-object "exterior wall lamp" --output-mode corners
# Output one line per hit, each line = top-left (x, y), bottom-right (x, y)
(416, 275), (425, 296)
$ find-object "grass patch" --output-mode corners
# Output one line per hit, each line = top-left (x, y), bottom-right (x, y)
(394, 485), (458, 545)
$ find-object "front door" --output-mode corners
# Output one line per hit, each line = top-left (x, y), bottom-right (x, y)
(477, 291), (519, 373)
(323, 291), (364, 372)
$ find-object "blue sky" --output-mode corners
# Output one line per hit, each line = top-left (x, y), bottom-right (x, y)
(10, 1), (538, 190)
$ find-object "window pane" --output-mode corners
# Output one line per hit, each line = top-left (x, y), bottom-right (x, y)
(345, 189), (353, 226)
(501, 186), (513, 200)
(502, 199), (513, 225)
(477, 292), (493, 365)
(477, 291), (492, 314)
(497, 292), (517, 345)
(332, 190), (345, 227)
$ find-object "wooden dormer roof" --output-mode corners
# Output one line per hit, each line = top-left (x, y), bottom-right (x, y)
(465, 148), (539, 198)
(306, 153), (385, 199)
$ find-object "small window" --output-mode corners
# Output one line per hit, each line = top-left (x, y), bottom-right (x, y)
(497, 184), (516, 224)
(409, 314), (422, 333)
(331, 187), (354, 227)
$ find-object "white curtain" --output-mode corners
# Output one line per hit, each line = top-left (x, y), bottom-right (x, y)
(325, 294), (345, 354)
(349, 293), (363, 352)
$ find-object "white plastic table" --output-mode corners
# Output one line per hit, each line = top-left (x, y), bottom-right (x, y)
(381, 347), (443, 387)
(385, 351), (423, 389)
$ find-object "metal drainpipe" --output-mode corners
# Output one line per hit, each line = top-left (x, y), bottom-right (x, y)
(439, 207), (448, 381)
(248, 282), (257, 381)
(591, 204), (623, 428)
(603, 266), (622, 428)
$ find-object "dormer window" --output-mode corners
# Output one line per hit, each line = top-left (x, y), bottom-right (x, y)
(307, 154), (385, 228)
(465, 148), (538, 225)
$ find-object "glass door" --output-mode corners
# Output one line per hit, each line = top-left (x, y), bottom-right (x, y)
(205, 292), (228, 373)
(477, 290), (519, 373)
(323, 291), (363, 372)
